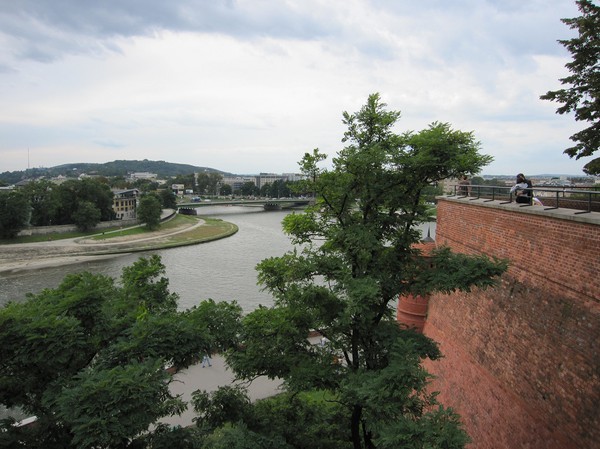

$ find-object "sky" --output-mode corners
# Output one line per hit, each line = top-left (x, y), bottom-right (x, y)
(0, 0), (592, 176)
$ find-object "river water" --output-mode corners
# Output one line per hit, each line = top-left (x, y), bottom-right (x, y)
(0, 207), (436, 311)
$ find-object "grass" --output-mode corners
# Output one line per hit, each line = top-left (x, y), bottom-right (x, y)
(89, 213), (196, 240)
(1, 214), (238, 249)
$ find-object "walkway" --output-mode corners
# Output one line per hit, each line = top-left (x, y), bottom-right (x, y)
(162, 355), (282, 427)
(0, 211), (208, 274)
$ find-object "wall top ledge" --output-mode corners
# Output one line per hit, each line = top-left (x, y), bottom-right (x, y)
(437, 196), (600, 227)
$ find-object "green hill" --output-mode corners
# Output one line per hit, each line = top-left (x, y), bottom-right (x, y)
(0, 160), (230, 185)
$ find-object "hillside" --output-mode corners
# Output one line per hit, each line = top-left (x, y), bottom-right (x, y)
(0, 160), (229, 185)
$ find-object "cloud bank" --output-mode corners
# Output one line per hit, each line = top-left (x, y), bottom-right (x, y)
(0, 0), (589, 176)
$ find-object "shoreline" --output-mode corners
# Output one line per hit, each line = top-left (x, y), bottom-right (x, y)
(0, 216), (238, 275)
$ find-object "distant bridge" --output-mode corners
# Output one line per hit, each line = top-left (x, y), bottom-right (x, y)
(177, 198), (311, 213)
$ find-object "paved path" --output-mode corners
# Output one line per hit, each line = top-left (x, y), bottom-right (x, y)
(162, 355), (283, 427)
(162, 335), (322, 427)
(0, 211), (207, 274)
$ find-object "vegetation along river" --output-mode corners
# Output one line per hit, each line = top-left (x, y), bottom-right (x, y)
(0, 206), (436, 311)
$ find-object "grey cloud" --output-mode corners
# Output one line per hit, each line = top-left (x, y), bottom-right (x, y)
(0, 0), (577, 68)
(0, 0), (334, 63)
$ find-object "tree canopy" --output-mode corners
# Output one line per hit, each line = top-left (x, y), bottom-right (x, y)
(218, 94), (507, 449)
(0, 255), (243, 449)
(0, 190), (30, 239)
(137, 194), (163, 229)
(541, 0), (600, 175)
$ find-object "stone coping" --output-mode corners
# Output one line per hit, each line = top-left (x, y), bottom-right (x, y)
(438, 195), (600, 227)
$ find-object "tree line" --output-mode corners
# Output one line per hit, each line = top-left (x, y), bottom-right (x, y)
(0, 178), (179, 239)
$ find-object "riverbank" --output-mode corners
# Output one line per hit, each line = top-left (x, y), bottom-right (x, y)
(0, 215), (238, 275)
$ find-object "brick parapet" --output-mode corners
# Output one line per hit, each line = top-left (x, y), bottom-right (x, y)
(422, 197), (600, 449)
(435, 197), (600, 303)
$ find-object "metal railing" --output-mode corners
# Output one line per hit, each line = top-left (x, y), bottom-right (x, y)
(449, 184), (600, 215)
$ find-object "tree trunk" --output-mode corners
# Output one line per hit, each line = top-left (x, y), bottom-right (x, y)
(351, 404), (363, 449)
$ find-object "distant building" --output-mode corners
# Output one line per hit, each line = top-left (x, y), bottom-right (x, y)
(221, 173), (307, 193)
(128, 172), (158, 181)
(221, 176), (257, 192)
(112, 189), (139, 220)
(256, 173), (284, 189)
(171, 184), (185, 195)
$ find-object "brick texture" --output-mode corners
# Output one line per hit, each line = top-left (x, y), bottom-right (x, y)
(421, 199), (600, 449)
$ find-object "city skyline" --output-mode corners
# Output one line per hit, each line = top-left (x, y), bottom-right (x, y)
(0, 1), (592, 176)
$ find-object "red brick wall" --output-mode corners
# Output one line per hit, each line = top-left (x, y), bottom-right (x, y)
(422, 198), (600, 449)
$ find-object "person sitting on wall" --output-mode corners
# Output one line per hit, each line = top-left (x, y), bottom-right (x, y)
(510, 173), (533, 204)
(458, 175), (471, 196)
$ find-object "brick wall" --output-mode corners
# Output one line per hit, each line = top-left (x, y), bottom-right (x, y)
(422, 197), (600, 449)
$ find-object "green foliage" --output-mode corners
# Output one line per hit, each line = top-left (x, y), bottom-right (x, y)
(24, 178), (115, 226)
(240, 181), (259, 196)
(249, 392), (349, 449)
(0, 190), (30, 239)
(192, 385), (252, 431)
(540, 0), (600, 174)
(196, 172), (224, 195)
(71, 200), (101, 231)
(137, 194), (162, 229)
(259, 179), (293, 198)
(192, 388), (349, 449)
(22, 179), (60, 226)
(0, 256), (216, 449)
(201, 423), (287, 449)
(139, 424), (205, 449)
(220, 183), (233, 196)
(159, 188), (178, 209)
(52, 360), (185, 449)
(120, 254), (179, 314)
(0, 160), (223, 185)
(186, 299), (243, 353)
(224, 94), (506, 448)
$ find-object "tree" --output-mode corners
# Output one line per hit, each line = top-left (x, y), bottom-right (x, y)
(259, 183), (270, 197)
(224, 94), (507, 449)
(540, 0), (600, 175)
(0, 256), (241, 449)
(0, 190), (30, 239)
(23, 179), (60, 226)
(197, 172), (223, 196)
(53, 179), (115, 225)
(240, 181), (259, 196)
(137, 194), (162, 230)
(71, 200), (101, 231)
(159, 188), (178, 209)
(220, 184), (232, 196)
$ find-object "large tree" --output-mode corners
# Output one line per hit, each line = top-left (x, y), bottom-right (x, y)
(52, 178), (115, 225)
(137, 194), (163, 230)
(22, 180), (60, 226)
(222, 94), (507, 449)
(71, 200), (101, 231)
(541, 0), (600, 175)
(0, 190), (30, 239)
(0, 256), (242, 449)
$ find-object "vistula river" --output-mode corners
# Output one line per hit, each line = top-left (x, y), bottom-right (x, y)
(0, 206), (436, 311)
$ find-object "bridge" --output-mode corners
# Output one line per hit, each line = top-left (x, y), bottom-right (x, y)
(177, 198), (311, 213)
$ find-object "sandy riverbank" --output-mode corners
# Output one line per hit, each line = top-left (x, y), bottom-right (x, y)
(0, 216), (237, 275)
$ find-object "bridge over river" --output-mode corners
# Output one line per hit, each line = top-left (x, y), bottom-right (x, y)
(178, 198), (311, 213)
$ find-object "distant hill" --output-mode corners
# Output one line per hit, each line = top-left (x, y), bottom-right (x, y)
(0, 160), (230, 185)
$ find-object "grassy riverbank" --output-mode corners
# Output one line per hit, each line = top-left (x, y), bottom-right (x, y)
(0, 215), (239, 272)
(1, 214), (237, 247)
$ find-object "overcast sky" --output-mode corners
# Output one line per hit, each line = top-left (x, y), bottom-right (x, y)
(0, 0), (590, 176)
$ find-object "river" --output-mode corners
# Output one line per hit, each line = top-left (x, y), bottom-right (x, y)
(0, 207), (436, 311)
